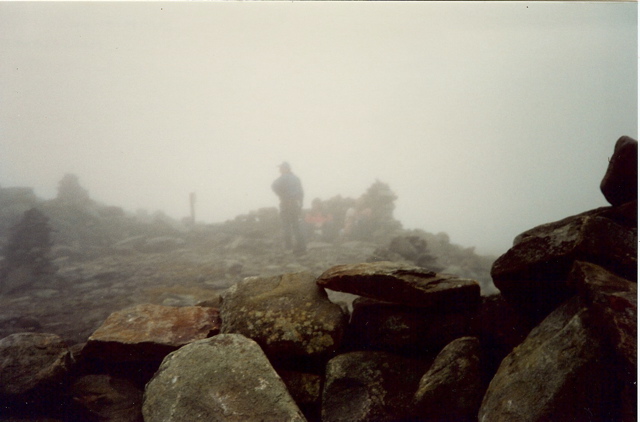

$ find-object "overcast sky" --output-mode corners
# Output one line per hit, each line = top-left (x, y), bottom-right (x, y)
(0, 2), (637, 255)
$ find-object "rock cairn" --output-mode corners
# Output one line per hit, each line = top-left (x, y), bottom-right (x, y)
(0, 136), (636, 421)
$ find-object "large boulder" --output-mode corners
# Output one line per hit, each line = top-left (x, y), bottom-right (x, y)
(491, 208), (637, 318)
(83, 304), (220, 362)
(142, 334), (306, 422)
(317, 261), (480, 311)
(321, 350), (430, 422)
(411, 336), (483, 422)
(600, 135), (637, 206)
(0, 332), (72, 397)
(220, 272), (346, 360)
(479, 297), (616, 421)
(346, 297), (475, 354)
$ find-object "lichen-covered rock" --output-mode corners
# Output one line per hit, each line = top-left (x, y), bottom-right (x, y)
(479, 297), (616, 422)
(142, 334), (306, 422)
(322, 350), (430, 422)
(220, 272), (346, 359)
(317, 261), (480, 311)
(0, 332), (71, 396)
(600, 135), (637, 206)
(84, 304), (220, 362)
(412, 337), (483, 422)
(346, 297), (475, 353)
(491, 209), (637, 318)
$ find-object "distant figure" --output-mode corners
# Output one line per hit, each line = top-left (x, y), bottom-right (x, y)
(272, 162), (306, 254)
(304, 198), (334, 241)
(341, 199), (373, 241)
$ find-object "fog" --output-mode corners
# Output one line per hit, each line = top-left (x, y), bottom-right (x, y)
(0, 2), (636, 255)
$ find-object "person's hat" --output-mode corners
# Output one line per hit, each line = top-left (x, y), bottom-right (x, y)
(278, 161), (291, 170)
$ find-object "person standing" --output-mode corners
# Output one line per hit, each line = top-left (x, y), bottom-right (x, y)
(272, 162), (306, 254)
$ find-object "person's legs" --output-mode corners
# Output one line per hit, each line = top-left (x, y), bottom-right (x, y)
(291, 217), (306, 253)
(281, 202), (306, 253)
(281, 211), (293, 249)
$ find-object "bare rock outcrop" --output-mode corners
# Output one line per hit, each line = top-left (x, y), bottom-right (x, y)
(142, 334), (306, 422)
(220, 272), (346, 360)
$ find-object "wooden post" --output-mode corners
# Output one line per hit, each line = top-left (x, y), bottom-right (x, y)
(189, 192), (196, 225)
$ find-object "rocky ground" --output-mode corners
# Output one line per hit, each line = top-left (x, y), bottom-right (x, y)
(0, 236), (448, 347)
(0, 179), (496, 348)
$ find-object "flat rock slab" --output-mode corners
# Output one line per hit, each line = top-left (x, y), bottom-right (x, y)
(84, 304), (220, 362)
(316, 261), (480, 310)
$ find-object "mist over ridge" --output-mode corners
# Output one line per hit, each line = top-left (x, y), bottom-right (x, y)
(1, 2), (636, 255)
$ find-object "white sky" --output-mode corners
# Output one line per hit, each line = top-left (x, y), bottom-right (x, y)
(0, 2), (637, 255)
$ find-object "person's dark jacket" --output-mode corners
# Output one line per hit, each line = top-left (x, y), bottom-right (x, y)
(272, 173), (304, 205)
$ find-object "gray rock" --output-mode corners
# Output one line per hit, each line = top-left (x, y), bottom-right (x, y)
(412, 336), (483, 421)
(0, 332), (71, 396)
(142, 334), (306, 422)
(322, 350), (430, 422)
(317, 261), (480, 311)
(479, 297), (616, 422)
(600, 135), (637, 206)
(220, 272), (346, 359)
